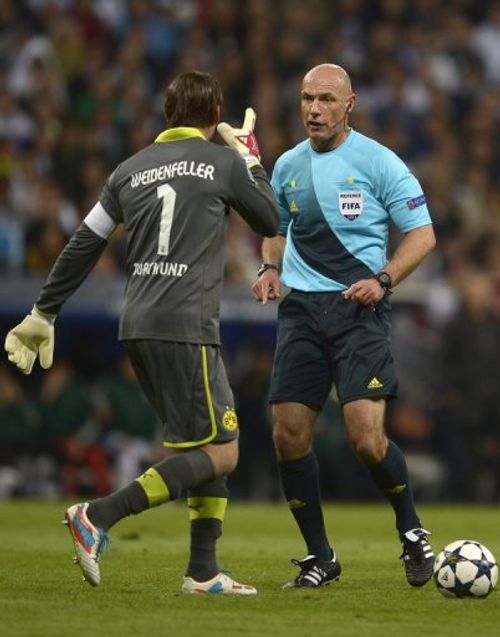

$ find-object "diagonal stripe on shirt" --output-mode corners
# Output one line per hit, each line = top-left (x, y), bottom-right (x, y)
(290, 154), (374, 286)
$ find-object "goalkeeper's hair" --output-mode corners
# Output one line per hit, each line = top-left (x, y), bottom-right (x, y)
(164, 71), (223, 128)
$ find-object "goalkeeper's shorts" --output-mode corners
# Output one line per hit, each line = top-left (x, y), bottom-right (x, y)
(125, 340), (239, 448)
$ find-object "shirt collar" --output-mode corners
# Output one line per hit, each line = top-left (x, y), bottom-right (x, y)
(308, 128), (354, 154)
(155, 127), (206, 143)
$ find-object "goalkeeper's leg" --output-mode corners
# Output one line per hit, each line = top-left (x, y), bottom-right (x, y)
(64, 441), (237, 586)
(181, 478), (257, 594)
(85, 440), (237, 528)
(185, 477), (229, 582)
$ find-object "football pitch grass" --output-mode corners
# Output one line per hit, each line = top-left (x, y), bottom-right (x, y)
(0, 501), (498, 637)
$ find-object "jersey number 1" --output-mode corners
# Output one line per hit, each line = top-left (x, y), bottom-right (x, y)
(157, 183), (176, 256)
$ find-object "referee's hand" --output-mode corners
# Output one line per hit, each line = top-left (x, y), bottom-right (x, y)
(252, 270), (281, 304)
(342, 278), (385, 305)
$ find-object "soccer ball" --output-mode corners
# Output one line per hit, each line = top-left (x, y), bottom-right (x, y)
(433, 540), (498, 598)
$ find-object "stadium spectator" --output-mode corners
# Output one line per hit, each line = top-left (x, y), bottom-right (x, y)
(0, 76), (36, 146)
(0, 176), (24, 271)
(440, 269), (500, 501)
(252, 63), (436, 589)
(38, 360), (110, 497)
(0, 364), (41, 497)
(471, 0), (500, 86)
(24, 178), (79, 273)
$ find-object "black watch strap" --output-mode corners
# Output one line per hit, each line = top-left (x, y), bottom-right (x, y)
(257, 263), (279, 277)
(374, 271), (392, 292)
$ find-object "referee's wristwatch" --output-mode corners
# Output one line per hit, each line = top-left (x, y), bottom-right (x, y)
(374, 271), (392, 294)
(257, 262), (279, 277)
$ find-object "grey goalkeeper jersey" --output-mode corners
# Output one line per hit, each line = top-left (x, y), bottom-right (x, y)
(36, 127), (279, 344)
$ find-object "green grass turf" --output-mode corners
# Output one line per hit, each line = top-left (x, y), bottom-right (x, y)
(0, 501), (498, 637)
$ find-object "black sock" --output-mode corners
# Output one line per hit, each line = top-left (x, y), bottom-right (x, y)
(279, 453), (332, 560)
(367, 440), (421, 535)
(153, 449), (214, 500)
(185, 478), (228, 581)
(87, 481), (148, 531)
(88, 449), (214, 531)
(186, 519), (222, 581)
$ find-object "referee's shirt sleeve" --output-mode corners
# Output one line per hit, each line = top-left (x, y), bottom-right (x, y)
(226, 155), (279, 237)
(377, 151), (432, 233)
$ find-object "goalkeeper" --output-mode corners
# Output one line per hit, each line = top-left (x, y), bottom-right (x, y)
(4, 70), (279, 594)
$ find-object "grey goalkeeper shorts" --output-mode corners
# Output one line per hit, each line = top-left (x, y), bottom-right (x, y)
(125, 340), (239, 448)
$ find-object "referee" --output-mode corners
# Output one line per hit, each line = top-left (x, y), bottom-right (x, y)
(252, 63), (436, 589)
(5, 71), (279, 594)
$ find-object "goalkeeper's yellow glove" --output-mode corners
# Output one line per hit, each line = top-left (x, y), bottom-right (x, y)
(217, 107), (261, 168)
(4, 306), (55, 375)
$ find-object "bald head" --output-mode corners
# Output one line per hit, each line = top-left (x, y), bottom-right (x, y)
(303, 64), (353, 97)
(301, 63), (355, 151)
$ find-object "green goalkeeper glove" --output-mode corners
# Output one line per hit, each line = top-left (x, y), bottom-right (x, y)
(4, 306), (55, 375)
(217, 107), (261, 168)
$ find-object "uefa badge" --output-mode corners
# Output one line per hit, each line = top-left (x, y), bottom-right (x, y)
(338, 191), (363, 221)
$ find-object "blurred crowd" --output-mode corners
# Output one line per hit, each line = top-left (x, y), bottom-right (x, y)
(0, 354), (161, 498)
(1, 0), (500, 501)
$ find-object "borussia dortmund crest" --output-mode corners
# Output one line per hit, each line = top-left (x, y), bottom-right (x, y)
(222, 407), (238, 431)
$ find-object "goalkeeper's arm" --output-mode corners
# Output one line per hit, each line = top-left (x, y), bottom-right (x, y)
(217, 107), (279, 237)
(35, 202), (116, 315)
(217, 107), (261, 168)
(4, 202), (117, 374)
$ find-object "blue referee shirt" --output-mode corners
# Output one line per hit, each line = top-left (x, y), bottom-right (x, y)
(271, 129), (432, 292)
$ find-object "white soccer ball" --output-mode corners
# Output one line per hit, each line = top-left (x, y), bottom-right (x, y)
(433, 540), (498, 598)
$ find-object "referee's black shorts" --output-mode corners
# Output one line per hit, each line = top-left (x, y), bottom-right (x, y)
(269, 290), (398, 408)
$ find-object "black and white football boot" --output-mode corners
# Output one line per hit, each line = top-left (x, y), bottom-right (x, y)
(283, 553), (341, 589)
(400, 528), (434, 587)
